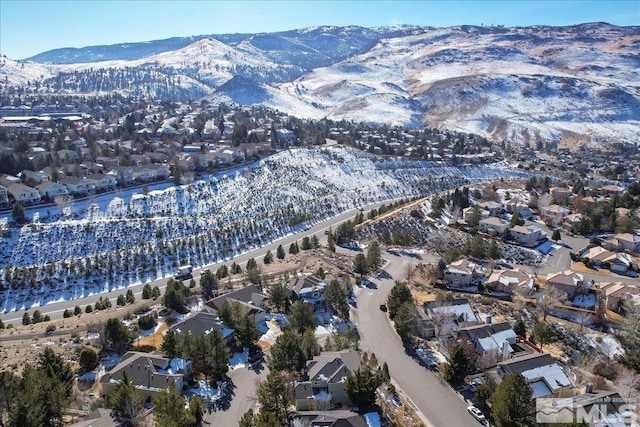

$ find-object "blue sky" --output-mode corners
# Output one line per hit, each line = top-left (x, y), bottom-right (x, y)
(1, 0), (638, 60)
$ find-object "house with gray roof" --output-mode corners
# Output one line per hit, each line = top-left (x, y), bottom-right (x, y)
(421, 298), (482, 338)
(293, 350), (361, 411)
(456, 322), (518, 368)
(203, 283), (268, 324)
(291, 410), (367, 427)
(494, 353), (573, 398)
(169, 312), (234, 342)
(100, 351), (191, 401)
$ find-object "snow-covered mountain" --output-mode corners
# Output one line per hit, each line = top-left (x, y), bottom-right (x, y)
(2, 23), (639, 148)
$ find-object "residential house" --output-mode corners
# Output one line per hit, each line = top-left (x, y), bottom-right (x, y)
(477, 201), (502, 217)
(550, 187), (573, 204)
(169, 312), (235, 343)
(504, 201), (533, 219)
(287, 275), (328, 311)
(599, 282), (640, 312)
(203, 283), (268, 324)
(100, 351), (191, 401)
(580, 246), (635, 274)
(290, 411), (367, 427)
(59, 176), (94, 196)
(456, 322), (518, 368)
(546, 270), (587, 299)
(86, 173), (117, 192)
(463, 206), (489, 223)
(540, 204), (571, 225)
(509, 224), (547, 247)
(147, 164), (170, 180)
(421, 298), (482, 338)
(443, 259), (486, 287)
(22, 169), (50, 185)
(601, 184), (625, 197)
(495, 353), (573, 398)
(7, 183), (41, 205)
(485, 268), (534, 295)
(293, 349), (361, 410)
(133, 165), (156, 183)
(479, 217), (510, 236)
(602, 233), (640, 254)
(0, 185), (9, 208)
(562, 213), (583, 233)
(110, 166), (135, 186)
(57, 149), (79, 163)
(36, 181), (69, 200)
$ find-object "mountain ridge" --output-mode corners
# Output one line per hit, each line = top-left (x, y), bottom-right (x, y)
(2, 22), (639, 149)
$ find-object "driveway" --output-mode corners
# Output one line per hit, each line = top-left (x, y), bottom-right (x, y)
(353, 253), (480, 427)
(205, 364), (267, 425)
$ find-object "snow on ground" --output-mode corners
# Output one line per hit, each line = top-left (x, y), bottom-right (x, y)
(0, 147), (526, 313)
(572, 293), (596, 309)
(585, 333), (625, 359)
(229, 349), (249, 370)
(189, 379), (222, 401)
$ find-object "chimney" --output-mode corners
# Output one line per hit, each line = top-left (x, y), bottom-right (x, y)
(586, 382), (593, 393)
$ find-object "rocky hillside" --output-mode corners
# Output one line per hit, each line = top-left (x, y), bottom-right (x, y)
(1, 23), (638, 148)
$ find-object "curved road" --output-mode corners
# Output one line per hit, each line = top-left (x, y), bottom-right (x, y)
(353, 252), (480, 427)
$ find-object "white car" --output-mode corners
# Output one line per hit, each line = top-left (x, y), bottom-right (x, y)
(467, 406), (488, 425)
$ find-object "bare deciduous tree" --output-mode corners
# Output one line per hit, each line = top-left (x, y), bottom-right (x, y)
(537, 286), (566, 321)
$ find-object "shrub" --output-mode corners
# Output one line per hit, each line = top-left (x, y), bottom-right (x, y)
(593, 361), (617, 381)
(138, 315), (157, 331)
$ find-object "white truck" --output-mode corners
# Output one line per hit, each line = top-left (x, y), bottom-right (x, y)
(176, 265), (193, 280)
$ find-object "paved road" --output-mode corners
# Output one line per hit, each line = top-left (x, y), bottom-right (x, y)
(353, 252), (479, 427)
(205, 365), (267, 426)
(525, 223), (640, 286)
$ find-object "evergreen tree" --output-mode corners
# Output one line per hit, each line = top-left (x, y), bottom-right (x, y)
(160, 329), (180, 358)
(301, 328), (320, 361)
(269, 282), (287, 313)
(353, 253), (368, 276)
(199, 269), (218, 300)
(513, 318), (527, 338)
(301, 236), (312, 250)
(153, 383), (190, 427)
(125, 289), (135, 304)
(268, 330), (306, 373)
(189, 396), (205, 426)
(325, 279), (350, 320)
(116, 294), (126, 306)
(386, 281), (413, 319)
(491, 373), (536, 427)
(22, 312), (30, 325)
(288, 300), (317, 335)
(276, 244), (285, 260)
(289, 241), (299, 255)
(310, 234), (320, 249)
(246, 258), (257, 271)
(443, 343), (470, 385)
(532, 322), (557, 350)
(366, 241), (382, 271)
(394, 301), (419, 343)
(343, 368), (382, 410)
(106, 371), (145, 426)
(103, 318), (132, 354)
(257, 370), (289, 426)
(263, 250), (274, 264)
(73, 305), (81, 315)
(11, 202), (27, 224)
(142, 283), (152, 299)
(79, 348), (99, 372)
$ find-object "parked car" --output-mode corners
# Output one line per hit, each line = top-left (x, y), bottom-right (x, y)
(467, 406), (488, 425)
